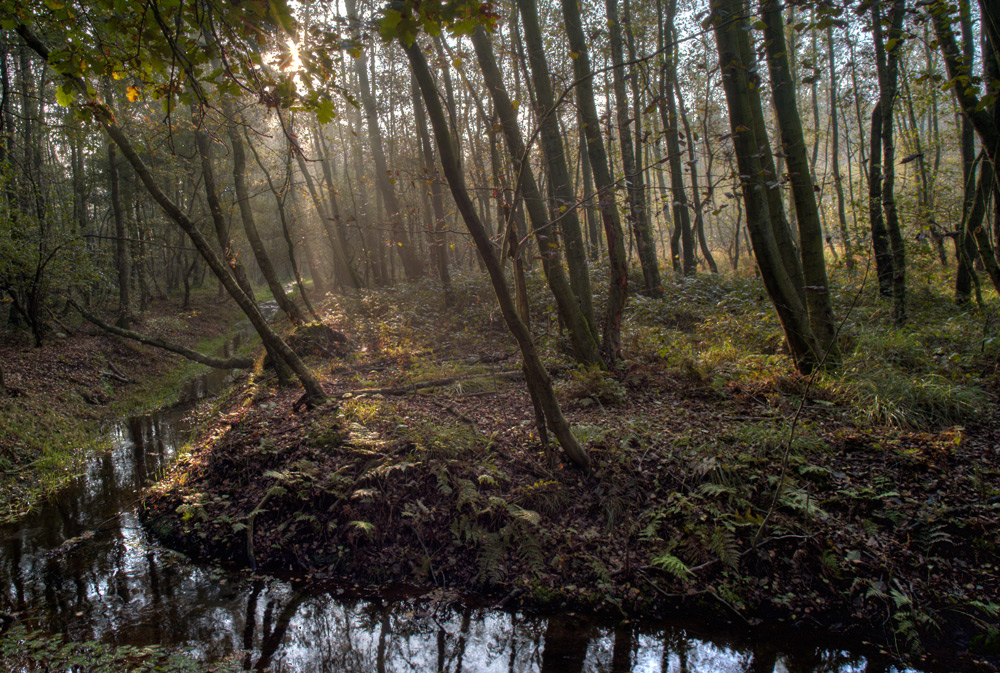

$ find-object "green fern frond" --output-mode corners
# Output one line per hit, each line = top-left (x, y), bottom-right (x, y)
(349, 520), (375, 539)
(651, 552), (692, 580)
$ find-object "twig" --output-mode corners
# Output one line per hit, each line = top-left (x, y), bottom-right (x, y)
(100, 369), (132, 384)
(428, 399), (481, 434)
(752, 259), (871, 548)
(107, 360), (134, 383)
(336, 371), (523, 398)
(68, 299), (253, 370)
(44, 305), (74, 336)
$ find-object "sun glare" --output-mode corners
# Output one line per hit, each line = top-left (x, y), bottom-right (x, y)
(283, 40), (303, 73)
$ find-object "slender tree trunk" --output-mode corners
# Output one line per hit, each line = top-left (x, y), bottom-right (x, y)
(243, 126), (321, 321)
(955, 0), (980, 302)
(658, 0), (695, 275)
(472, 28), (604, 367)
(579, 116), (601, 261)
(761, 0), (840, 363)
(224, 103), (307, 324)
(344, 0), (422, 281)
(711, 0), (820, 373)
(314, 125), (360, 291)
(410, 72), (454, 305)
(404, 38), (589, 472)
(967, 157), (1000, 294)
(514, 0), (598, 330)
(108, 142), (131, 329)
(827, 27), (854, 270)
(675, 80), (718, 273)
(607, 0), (661, 292)
(560, 0), (628, 365)
(873, 0), (907, 323)
(868, 100), (893, 297)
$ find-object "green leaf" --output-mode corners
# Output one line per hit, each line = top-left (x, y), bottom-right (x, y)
(55, 84), (75, 107)
(379, 9), (402, 39)
(268, 0), (296, 34)
(316, 98), (336, 124)
(651, 552), (692, 579)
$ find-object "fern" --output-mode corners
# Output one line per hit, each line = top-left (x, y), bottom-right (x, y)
(709, 527), (740, 569)
(506, 503), (541, 525)
(968, 600), (1000, 617)
(698, 482), (735, 498)
(478, 530), (509, 583)
(454, 476), (481, 511)
(349, 520), (375, 539)
(650, 552), (692, 580)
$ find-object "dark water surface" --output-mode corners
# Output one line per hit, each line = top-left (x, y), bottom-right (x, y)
(0, 363), (920, 672)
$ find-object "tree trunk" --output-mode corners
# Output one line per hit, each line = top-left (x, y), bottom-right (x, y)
(224, 102), (307, 324)
(608, 0), (661, 292)
(410, 72), (454, 305)
(108, 141), (131, 329)
(955, 0), (980, 303)
(868, 101), (893, 297)
(761, 0), (840, 364)
(827, 26), (854, 271)
(472, 28), (604, 368)
(674, 80), (718, 274)
(711, 0), (820, 373)
(658, 0), (695, 276)
(559, 0), (629, 366)
(873, 0), (907, 323)
(403, 38), (590, 472)
(344, 0), (423, 281)
(243, 126), (321, 321)
(513, 0), (598, 329)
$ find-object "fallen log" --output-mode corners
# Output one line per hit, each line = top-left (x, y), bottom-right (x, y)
(68, 299), (253, 370)
(336, 371), (524, 398)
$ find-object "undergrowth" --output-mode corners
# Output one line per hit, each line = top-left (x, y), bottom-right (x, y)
(140, 261), (1000, 670)
(0, 624), (237, 673)
(626, 263), (996, 430)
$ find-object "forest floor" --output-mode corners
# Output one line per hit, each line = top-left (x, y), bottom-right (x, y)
(135, 268), (998, 672)
(0, 291), (245, 523)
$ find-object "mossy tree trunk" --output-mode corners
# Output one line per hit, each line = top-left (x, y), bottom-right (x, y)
(559, 0), (629, 366)
(761, 0), (840, 365)
(513, 0), (599, 336)
(710, 0), (821, 374)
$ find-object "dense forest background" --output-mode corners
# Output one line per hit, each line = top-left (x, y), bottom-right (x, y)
(2, 1), (1000, 668)
(2, 0), (998, 463)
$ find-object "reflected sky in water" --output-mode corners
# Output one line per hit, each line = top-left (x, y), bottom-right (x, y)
(0, 368), (920, 673)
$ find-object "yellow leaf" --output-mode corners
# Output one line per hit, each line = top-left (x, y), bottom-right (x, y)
(126, 86), (140, 102)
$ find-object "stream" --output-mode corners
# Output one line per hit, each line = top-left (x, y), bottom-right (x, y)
(0, 338), (922, 672)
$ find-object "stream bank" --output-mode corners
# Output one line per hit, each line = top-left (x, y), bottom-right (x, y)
(0, 321), (920, 673)
(0, 293), (245, 523)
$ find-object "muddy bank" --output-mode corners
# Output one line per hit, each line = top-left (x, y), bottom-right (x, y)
(141, 351), (1000, 673)
(0, 294), (245, 522)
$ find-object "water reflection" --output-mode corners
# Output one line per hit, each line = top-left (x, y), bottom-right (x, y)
(0, 367), (919, 673)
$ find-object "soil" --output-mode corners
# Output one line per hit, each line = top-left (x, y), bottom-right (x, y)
(0, 293), (244, 521)
(140, 285), (1000, 673)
